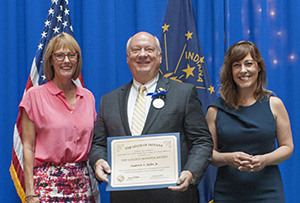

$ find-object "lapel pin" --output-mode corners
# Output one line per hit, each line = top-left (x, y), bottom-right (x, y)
(147, 88), (167, 109)
(153, 98), (165, 109)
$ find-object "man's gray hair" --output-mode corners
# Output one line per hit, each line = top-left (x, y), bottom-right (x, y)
(126, 35), (162, 55)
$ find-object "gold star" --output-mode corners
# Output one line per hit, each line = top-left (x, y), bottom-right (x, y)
(208, 85), (215, 94)
(182, 64), (195, 79)
(199, 56), (204, 63)
(185, 31), (193, 40)
(162, 23), (170, 33)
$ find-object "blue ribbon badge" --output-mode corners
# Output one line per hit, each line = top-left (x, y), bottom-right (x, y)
(147, 88), (167, 109)
(147, 88), (167, 99)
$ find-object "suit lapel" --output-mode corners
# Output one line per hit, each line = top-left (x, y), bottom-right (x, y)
(142, 76), (170, 134)
(118, 81), (132, 136)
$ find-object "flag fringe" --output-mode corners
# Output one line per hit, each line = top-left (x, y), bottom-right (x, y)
(9, 163), (26, 203)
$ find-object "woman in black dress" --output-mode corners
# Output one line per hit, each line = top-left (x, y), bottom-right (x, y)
(206, 41), (293, 202)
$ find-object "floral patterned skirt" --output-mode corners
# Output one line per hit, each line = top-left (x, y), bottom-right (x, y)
(33, 162), (93, 203)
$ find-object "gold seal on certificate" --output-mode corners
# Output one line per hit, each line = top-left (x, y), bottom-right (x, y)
(107, 133), (181, 191)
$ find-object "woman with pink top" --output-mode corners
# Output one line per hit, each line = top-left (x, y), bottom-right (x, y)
(20, 33), (97, 202)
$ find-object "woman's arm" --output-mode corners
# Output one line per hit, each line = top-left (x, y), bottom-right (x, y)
(250, 97), (294, 172)
(206, 107), (253, 169)
(22, 109), (39, 202)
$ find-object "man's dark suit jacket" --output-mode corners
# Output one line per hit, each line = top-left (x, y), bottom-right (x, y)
(89, 75), (213, 203)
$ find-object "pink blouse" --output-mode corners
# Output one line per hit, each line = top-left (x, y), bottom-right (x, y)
(19, 81), (96, 167)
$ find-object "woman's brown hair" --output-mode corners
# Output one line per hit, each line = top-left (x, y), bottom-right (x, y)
(219, 41), (272, 109)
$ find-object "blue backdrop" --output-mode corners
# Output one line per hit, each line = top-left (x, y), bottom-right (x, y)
(1, 0), (299, 202)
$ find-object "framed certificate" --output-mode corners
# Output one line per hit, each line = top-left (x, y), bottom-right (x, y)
(106, 132), (181, 191)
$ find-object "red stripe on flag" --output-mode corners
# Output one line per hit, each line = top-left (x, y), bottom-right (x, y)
(11, 76), (32, 201)
(10, 150), (26, 203)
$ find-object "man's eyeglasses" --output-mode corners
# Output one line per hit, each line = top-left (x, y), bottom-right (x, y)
(53, 52), (78, 61)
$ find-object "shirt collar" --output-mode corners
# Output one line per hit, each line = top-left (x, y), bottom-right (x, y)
(46, 80), (84, 97)
(132, 74), (159, 92)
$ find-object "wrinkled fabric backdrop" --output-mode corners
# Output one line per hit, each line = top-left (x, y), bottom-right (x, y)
(1, 0), (299, 202)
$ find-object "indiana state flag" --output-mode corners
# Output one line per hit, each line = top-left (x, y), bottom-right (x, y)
(160, 0), (215, 112)
(160, 0), (216, 202)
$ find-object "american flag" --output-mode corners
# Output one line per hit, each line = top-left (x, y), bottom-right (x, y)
(9, 0), (99, 202)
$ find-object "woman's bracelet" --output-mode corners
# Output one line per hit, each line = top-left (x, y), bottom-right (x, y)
(25, 194), (37, 200)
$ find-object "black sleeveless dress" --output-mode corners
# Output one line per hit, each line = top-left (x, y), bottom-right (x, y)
(210, 96), (285, 203)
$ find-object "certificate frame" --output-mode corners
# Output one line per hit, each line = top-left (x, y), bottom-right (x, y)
(106, 132), (181, 191)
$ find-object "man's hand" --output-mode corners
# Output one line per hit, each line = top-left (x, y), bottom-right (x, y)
(168, 170), (194, 192)
(94, 159), (111, 182)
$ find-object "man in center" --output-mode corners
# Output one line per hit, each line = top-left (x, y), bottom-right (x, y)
(89, 31), (213, 203)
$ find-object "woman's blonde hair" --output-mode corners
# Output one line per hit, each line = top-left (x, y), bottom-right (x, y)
(219, 41), (272, 110)
(43, 32), (82, 81)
